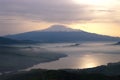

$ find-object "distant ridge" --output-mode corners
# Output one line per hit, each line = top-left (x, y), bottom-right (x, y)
(0, 37), (21, 44)
(0, 37), (37, 44)
(6, 25), (120, 43)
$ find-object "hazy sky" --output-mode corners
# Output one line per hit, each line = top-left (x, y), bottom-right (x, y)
(0, 0), (120, 36)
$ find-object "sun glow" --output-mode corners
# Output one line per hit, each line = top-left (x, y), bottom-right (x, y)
(73, 0), (114, 6)
(80, 54), (99, 69)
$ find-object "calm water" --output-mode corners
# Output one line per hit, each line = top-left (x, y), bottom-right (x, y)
(27, 42), (120, 70)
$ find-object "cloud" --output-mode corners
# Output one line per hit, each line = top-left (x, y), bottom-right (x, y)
(0, 0), (120, 35)
(0, 0), (119, 23)
(0, 0), (95, 23)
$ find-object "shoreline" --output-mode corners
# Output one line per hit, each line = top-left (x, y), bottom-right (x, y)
(0, 54), (67, 75)
(0, 62), (120, 80)
(23, 54), (68, 71)
(0, 55), (67, 76)
(0, 46), (68, 74)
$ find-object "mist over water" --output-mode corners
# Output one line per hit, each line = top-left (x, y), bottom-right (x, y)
(1, 42), (120, 73)
(27, 42), (120, 70)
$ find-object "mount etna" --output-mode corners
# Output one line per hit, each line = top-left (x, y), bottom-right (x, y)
(6, 25), (120, 43)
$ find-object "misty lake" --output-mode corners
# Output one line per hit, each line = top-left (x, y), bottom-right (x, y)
(27, 42), (120, 70)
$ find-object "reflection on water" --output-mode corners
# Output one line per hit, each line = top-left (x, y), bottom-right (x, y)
(27, 42), (120, 70)
(80, 54), (99, 68)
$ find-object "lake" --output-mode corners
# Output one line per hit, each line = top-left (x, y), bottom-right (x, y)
(27, 42), (120, 70)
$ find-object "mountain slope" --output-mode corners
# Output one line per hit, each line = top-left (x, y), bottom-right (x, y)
(6, 25), (120, 43)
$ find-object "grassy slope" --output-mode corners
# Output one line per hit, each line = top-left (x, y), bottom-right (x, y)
(1, 62), (120, 80)
(0, 69), (120, 80)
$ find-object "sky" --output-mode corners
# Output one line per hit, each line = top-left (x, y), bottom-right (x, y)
(0, 0), (120, 37)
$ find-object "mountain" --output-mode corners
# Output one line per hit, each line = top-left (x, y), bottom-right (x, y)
(0, 37), (37, 44)
(6, 25), (120, 43)
(41, 25), (80, 32)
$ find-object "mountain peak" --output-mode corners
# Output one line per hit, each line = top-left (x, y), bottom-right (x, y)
(42, 25), (80, 32)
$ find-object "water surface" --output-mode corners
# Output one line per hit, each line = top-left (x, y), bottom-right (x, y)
(27, 42), (120, 70)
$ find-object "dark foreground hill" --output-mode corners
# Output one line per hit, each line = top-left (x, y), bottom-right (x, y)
(6, 25), (120, 43)
(0, 62), (120, 80)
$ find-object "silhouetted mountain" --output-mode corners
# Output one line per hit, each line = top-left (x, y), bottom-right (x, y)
(0, 37), (37, 44)
(6, 25), (120, 43)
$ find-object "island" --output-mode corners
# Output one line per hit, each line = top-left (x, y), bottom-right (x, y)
(114, 41), (120, 45)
